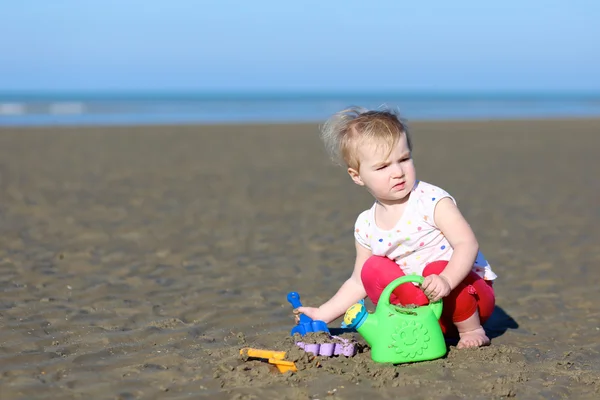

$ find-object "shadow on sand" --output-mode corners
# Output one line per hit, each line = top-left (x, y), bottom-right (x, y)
(483, 305), (519, 339)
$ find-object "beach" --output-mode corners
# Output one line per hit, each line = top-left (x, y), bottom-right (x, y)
(1, 119), (599, 399)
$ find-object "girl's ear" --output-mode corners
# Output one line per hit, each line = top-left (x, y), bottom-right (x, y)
(347, 167), (364, 186)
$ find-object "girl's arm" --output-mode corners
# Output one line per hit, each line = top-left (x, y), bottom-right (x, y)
(296, 240), (371, 324)
(433, 197), (479, 289)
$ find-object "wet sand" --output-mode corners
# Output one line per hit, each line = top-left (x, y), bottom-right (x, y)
(0, 119), (599, 399)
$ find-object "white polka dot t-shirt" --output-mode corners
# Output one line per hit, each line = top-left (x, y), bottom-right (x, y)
(354, 180), (497, 281)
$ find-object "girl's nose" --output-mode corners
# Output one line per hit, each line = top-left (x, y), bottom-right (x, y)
(391, 163), (404, 177)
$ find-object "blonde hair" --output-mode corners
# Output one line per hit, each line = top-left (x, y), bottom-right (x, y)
(320, 106), (412, 170)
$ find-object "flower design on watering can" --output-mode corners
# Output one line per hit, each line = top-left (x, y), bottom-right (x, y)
(390, 320), (431, 359)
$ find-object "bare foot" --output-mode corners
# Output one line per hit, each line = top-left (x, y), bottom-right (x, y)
(457, 327), (490, 349)
(454, 309), (491, 349)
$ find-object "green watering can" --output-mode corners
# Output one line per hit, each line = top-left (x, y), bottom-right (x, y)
(343, 275), (447, 364)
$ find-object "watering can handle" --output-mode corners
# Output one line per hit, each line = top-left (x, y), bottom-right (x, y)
(378, 275), (443, 320)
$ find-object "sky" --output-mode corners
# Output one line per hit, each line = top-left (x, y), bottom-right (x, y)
(1, 0), (599, 93)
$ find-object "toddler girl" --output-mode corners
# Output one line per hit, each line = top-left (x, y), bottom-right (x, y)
(295, 107), (497, 348)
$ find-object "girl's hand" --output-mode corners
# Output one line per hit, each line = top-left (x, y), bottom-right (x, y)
(421, 274), (452, 302)
(293, 306), (321, 324)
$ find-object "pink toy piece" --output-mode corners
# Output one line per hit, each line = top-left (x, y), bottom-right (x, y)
(296, 336), (356, 357)
(319, 343), (335, 356)
(335, 338), (356, 357)
(300, 343), (320, 355)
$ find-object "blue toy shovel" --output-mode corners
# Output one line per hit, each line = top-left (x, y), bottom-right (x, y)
(287, 292), (330, 336)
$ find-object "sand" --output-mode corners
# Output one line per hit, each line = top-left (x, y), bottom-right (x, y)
(0, 119), (599, 399)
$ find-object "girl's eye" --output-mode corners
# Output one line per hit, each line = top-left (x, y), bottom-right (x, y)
(376, 165), (387, 171)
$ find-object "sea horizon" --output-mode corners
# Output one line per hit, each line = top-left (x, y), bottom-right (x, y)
(2, 89), (600, 127)
(2, 88), (600, 100)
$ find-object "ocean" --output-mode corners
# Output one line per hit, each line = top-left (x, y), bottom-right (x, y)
(1, 92), (600, 126)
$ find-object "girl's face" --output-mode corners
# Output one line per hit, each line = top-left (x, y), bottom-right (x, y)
(347, 135), (416, 205)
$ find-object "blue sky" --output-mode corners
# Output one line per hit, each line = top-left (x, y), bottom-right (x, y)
(1, 0), (599, 93)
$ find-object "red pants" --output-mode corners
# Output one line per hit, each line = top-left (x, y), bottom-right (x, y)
(360, 256), (495, 337)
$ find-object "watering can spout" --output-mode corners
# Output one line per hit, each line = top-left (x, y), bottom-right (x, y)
(356, 314), (378, 346)
(342, 300), (377, 346)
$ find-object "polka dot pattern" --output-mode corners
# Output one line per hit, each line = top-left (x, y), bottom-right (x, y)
(351, 180), (497, 281)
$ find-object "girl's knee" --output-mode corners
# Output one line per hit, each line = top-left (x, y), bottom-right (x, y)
(448, 278), (495, 323)
(363, 255), (397, 270)
(361, 256), (398, 281)
(473, 280), (496, 323)
(422, 260), (449, 276)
